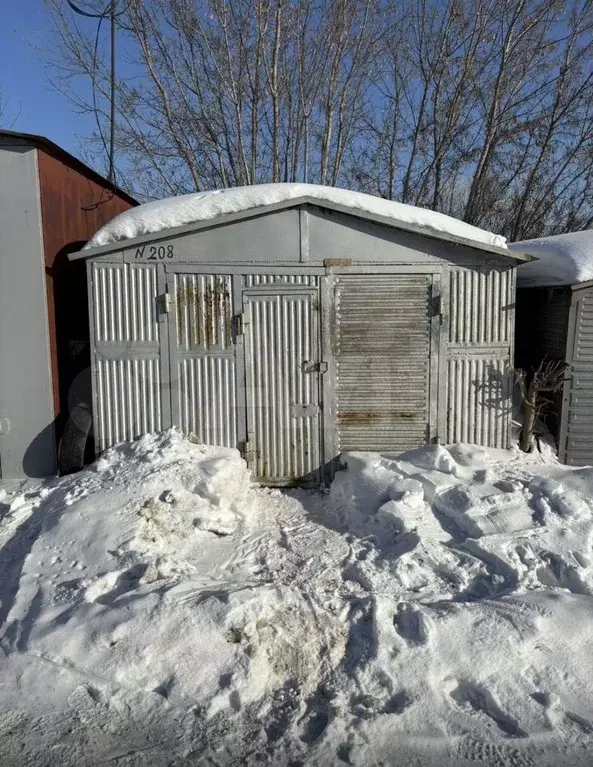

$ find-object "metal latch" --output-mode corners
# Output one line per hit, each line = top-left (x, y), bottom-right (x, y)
(302, 361), (328, 374)
(290, 403), (320, 418)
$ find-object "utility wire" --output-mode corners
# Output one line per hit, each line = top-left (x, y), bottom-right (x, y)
(67, 0), (117, 184)
(109, 0), (116, 183)
(66, 0), (107, 18)
(92, 15), (110, 165)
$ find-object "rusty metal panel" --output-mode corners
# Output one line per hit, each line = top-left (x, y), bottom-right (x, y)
(174, 273), (233, 351)
(563, 287), (593, 465)
(90, 262), (162, 452)
(449, 267), (513, 345)
(170, 272), (238, 449)
(335, 274), (432, 453)
(446, 355), (511, 447)
(244, 289), (321, 483)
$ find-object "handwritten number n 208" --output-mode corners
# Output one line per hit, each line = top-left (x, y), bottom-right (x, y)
(135, 244), (174, 260)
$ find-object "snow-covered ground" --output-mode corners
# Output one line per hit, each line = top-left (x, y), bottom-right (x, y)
(1, 430), (593, 766)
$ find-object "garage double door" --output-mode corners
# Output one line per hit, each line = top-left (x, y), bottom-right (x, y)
(166, 270), (436, 483)
(169, 272), (322, 484)
(90, 263), (437, 485)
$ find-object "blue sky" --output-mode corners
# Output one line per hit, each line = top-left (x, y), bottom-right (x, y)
(2, 0), (97, 157)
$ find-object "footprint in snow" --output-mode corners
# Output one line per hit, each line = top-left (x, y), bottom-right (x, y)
(393, 603), (428, 646)
(449, 679), (527, 739)
(264, 683), (300, 743)
(455, 735), (534, 766)
(531, 691), (593, 735)
(298, 689), (332, 745)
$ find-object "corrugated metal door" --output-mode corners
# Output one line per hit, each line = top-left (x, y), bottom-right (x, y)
(243, 287), (321, 484)
(335, 273), (434, 453)
(168, 272), (238, 447)
(563, 287), (593, 465)
(90, 262), (164, 453)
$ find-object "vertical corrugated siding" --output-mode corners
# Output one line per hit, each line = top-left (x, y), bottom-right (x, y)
(446, 356), (511, 447)
(172, 272), (238, 450)
(566, 289), (593, 465)
(95, 358), (161, 451)
(449, 268), (512, 344)
(244, 274), (319, 287)
(93, 264), (158, 343)
(335, 274), (431, 453)
(245, 291), (319, 482)
(91, 263), (162, 453)
(178, 356), (237, 447)
(447, 265), (514, 449)
(174, 273), (232, 351)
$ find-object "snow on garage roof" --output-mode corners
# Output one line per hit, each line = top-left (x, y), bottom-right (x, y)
(511, 230), (593, 287)
(81, 183), (516, 257)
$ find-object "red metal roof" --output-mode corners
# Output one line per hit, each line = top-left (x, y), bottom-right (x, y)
(0, 129), (137, 206)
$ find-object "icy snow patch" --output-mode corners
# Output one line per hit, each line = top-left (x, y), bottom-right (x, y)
(512, 229), (593, 287)
(85, 183), (507, 251)
(2, 433), (593, 765)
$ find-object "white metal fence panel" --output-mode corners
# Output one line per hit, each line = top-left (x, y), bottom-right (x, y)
(335, 274), (432, 453)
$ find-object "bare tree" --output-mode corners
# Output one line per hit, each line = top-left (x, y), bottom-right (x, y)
(0, 88), (22, 129)
(514, 358), (566, 452)
(43, 0), (593, 238)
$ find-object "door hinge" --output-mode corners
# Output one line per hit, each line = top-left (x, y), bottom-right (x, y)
(431, 293), (441, 317)
(157, 289), (172, 314)
(233, 313), (249, 337)
(241, 433), (256, 463)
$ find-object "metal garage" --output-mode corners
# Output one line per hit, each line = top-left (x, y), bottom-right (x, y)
(72, 186), (528, 485)
(512, 231), (593, 466)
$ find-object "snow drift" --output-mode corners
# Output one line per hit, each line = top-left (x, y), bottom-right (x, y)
(85, 183), (507, 252)
(512, 229), (593, 287)
(2, 431), (593, 765)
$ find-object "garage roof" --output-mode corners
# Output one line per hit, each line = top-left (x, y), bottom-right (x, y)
(71, 184), (531, 262)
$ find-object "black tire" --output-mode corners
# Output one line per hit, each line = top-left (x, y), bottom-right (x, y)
(58, 403), (93, 475)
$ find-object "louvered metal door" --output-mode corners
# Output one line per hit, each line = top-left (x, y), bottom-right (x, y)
(243, 288), (322, 484)
(335, 273), (434, 453)
(563, 288), (593, 465)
